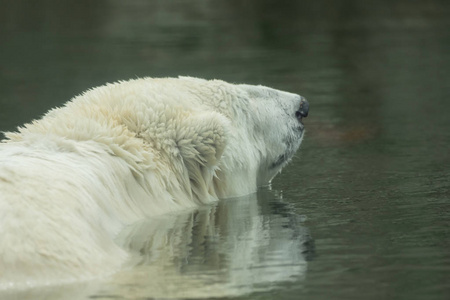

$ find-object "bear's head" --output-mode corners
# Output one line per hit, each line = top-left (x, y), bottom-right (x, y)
(177, 77), (309, 198)
(238, 83), (308, 185)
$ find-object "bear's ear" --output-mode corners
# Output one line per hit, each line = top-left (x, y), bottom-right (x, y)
(176, 111), (229, 169)
(238, 84), (273, 102)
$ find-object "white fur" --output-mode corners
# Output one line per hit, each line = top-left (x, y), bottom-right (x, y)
(0, 77), (305, 288)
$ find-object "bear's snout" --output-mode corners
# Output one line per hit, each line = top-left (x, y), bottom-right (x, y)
(296, 98), (309, 120)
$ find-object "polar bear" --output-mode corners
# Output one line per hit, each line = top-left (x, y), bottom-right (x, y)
(0, 76), (309, 288)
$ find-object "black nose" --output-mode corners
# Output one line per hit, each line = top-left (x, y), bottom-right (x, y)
(296, 98), (309, 118)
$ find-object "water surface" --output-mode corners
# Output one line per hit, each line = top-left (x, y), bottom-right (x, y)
(1, 1), (449, 299)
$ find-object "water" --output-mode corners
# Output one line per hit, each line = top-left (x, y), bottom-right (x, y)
(1, 0), (450, 299)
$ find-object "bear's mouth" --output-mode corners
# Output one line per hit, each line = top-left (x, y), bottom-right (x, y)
(270, 153), (289, 170)
(270, 132), (302, 170)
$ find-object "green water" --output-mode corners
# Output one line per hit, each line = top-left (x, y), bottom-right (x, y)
(1, 1), (449, 299)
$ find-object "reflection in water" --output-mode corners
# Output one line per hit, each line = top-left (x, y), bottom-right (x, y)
(2, 188), (313, 300)
(107, 189), (312, 299)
